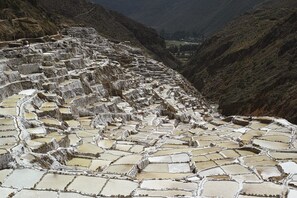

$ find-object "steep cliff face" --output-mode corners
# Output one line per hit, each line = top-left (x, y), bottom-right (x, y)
(182, 0), (297, 123)
(0, 0), (179, 68)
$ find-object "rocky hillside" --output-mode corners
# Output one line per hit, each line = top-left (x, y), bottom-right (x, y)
(94, 0), (264, 36)
(182, 0), (297, 124)
(0, 0), (179, 68)
(0, 0), (58, 40)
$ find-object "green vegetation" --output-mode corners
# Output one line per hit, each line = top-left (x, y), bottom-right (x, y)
(160, 30), (205, 41)
(182, 0), (297, 124)
(166, 40), (200, 64)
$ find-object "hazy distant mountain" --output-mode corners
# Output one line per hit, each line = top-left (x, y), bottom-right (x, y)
(182, 0), (297, 123)
(94, 0), (264, 37)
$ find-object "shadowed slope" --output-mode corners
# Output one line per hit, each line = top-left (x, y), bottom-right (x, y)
(182, 0), (297, 123)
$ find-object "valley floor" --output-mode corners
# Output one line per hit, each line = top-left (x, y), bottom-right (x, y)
(0, 28), (296, 197)
(166, 40), (200, 64)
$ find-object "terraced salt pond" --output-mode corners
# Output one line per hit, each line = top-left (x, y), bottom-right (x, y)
(0, 27), (296, 197)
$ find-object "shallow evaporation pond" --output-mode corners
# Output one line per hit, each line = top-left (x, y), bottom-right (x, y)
(2, 169), (45, 189)
(253, 139), (289, 150)
(202, 180), (239, 197)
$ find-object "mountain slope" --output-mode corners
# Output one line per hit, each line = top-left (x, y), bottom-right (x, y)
(0, 0), (58, 40)
(94, 0), (264, 36)
(0, 0), (179, 68)
(182, 0), (297, 123)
